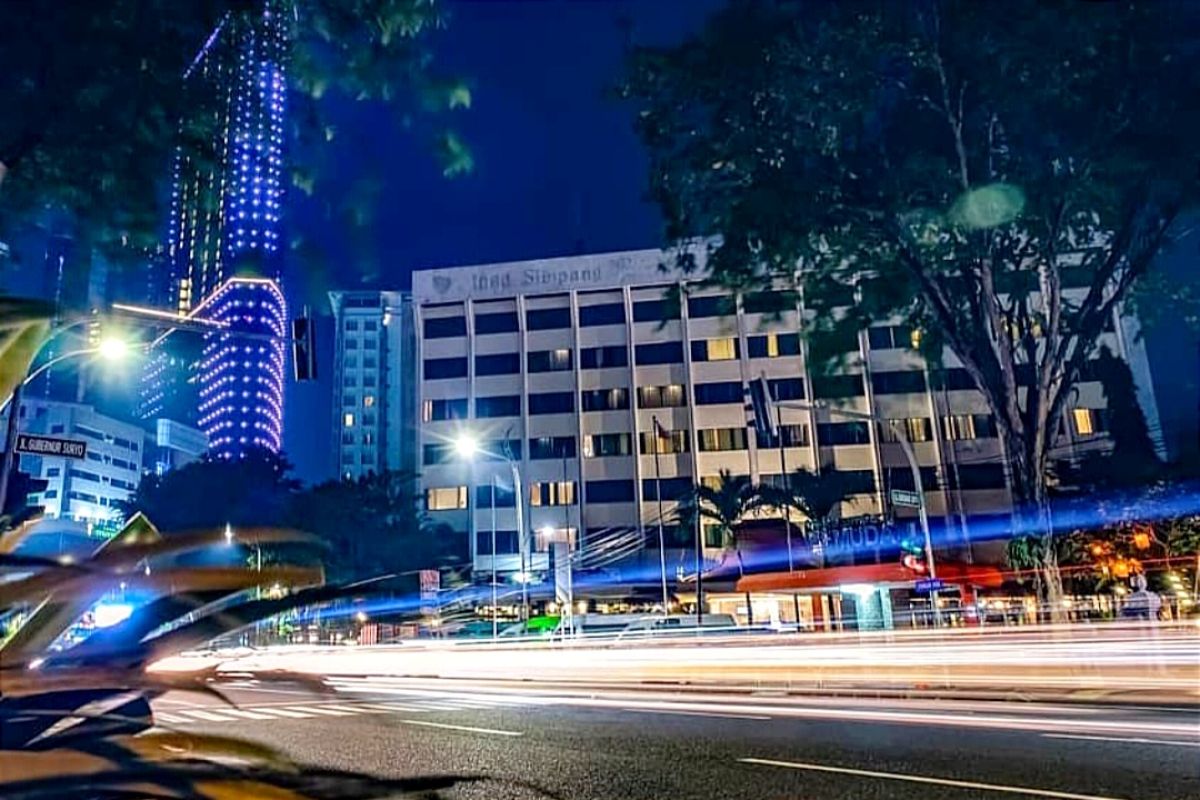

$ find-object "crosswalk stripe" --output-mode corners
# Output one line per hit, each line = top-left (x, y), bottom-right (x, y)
(288, 705), (354, 716)
(414, 702), (462, 710)
(252, 706), (316, 718)
(372, 703), (432, 713)
(154, 712), (186, 724)
(322, 704), (380, 714)
(174, 708), (239, 722)
(219, 708), (276, 720)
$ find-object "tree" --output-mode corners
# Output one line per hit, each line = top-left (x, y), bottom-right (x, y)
(120, 447), (300, 531)
(760, 469), (858, 568)
(0, 1), (468, 269)
(287, 471), (458, 583)
(677, 470), (768, 622)
(622, 0), (1200, 603)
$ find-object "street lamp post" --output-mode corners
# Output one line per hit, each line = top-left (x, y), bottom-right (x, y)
(650, 415), (669, 617)
(768, 397), (942, 626)
(0, 336), (133, 513)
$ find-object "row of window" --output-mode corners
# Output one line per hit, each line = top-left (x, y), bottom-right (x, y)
(343, 319), (380, 332)
(341, 355), (378, 369)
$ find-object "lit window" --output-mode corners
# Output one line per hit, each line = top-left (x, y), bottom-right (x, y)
(363, 395), (376, 408)
(705, 338), (737, 361)
(343, 413), (355, 427)
(1073, 408), (1096, 436)
(426, 486), (468, 510)
(529, 481), (576, 506)
(766, 334), (780, 358)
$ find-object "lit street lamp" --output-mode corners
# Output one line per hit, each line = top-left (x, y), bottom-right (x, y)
(0, 332), (137, 513)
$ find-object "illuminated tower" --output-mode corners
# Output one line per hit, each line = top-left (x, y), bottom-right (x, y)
(147, 0), (289, 459)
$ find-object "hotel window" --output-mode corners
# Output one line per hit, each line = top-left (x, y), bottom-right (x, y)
(579, 303), (626, 327)
(363, 395), (376, 408)
(581, 388), (629, 412)
(424, 357), (468, 380)
(767, 377), (806, 401)
(423, 316), (466, 338)
(837, 469), (877, 494)
(948, 464), (1007, 490)
(426, 486), (468, 511)
(529, 481), (576, 506)
(634, 341), (684, 365)
(942, 414), (997, 440)
(693, 381), (744, 405)
(867, 325), (920, 351)
(811, 373), (865, 399)
(475, 395), (521, 418)
(343, 413), (355, 427)
(422, 398), (468, 422)
(686, 295), (733, 319)
(343, 393), (356, 407)
(423, 444), (453, 465)
(363, 320), (378, 332)
(880, 417), (932, 443)
(528, 436), (577, 459)
(697, 427), (748, 452)
(742, 290), (798, 315)
(871, 370), (928, 395)
(580, 345), (628, 369)
(474, 352), (521, 376)
(885, 466), (940, 492)
(584, 479), (635, 503)
(475, 485), (516, 509)
(475, 311), (520, 334)
(525, 307), (571, 331)
(690, 337), (739, 362)
(754, 424), (809, 449)
(529, 391), (574, 415)
(527, 348), (573, 373)
(817, 422), (871, 446)
(633, 298), (679, 322)
(642, 477), (693, 501)
(583, 432), (632, 458)
(637, 384), (687, 409)
(1073, 408), (1105, 436)
(747, 333), (801, 358)
(639, 429), (689, 455)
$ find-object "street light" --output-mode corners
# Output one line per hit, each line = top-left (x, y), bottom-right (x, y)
(453, 433), (478, 460)
(0, 332), (138, 512)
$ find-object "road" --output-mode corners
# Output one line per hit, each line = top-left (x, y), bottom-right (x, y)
(151, 677), (1200, 800)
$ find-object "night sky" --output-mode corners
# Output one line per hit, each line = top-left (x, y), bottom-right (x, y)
(285, 0), (721, 482)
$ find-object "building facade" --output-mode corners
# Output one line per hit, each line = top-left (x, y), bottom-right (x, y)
(404, 248), (1163, 581)
(9, 400), (146, 536)
(141, 0), (289, 459)
(329, 291), (415, 481)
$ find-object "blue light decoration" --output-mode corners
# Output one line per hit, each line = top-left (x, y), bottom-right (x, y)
(197, 278), (287, 459)
(147, 0), (290, 458)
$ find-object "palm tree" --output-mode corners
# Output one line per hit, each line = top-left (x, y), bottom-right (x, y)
(677, 469), (767, 623)
(758, 468), (858, 568)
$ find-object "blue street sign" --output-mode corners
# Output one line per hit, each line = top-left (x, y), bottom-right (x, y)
(913, 578), (946, 594)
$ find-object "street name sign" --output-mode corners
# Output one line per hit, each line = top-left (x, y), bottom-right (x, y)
(913, 578), (946, 594)
(889, 488), (922, 508)
(16, 434), (87, 460)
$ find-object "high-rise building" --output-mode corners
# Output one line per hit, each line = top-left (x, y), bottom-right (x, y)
(389, 248), (1164, 585)
(143, 0), (289, 459)
(328, 291), (415, 480)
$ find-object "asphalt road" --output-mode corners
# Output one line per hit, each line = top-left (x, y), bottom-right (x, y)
(151, 679), (1200, 800)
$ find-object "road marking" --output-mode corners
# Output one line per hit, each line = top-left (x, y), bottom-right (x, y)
(252, 706), (315, 718)
(1043, 733), (1200, 748)
(622, 707), (771, 721)
(365, 703), (431, 713)
(396, 719), (523, 737)
(738, 758), (1128, 800)
(174, 709), (238, 722)
(218, 708), (276, 720)
(153, 712), (187, 724)
(288, 705), (354, 716)
(412, 702), (463, 710)
(323, 704), (383, 714)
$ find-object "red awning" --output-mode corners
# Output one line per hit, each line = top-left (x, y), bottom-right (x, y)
(735, 561), (1005, 593)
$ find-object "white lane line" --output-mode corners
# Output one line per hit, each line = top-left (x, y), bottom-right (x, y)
(324, 704), (385, 714)
(738, 758), (1128, 800)
(622, 707), (771, 721)
(288, 705), (354, 716)
(153, 712), (187, 724)
(1043, 733), (1200, 748)
(396, 719), (523, 737)
(173, 708), (239, 722)
(219, 708), (277, 720)
(413, 702), (464, 710)
(365, 703), (431, 713)
(252, 706), (316, 719)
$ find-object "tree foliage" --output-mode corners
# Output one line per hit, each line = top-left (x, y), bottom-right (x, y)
(622, 0), (1200, 518)
(0, 0), (468, 271)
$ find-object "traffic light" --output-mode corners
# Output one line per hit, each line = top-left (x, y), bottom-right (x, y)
(3, 470), (48, 524)
(291, 312), (317, 382)
(899, 535), (926, 573)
